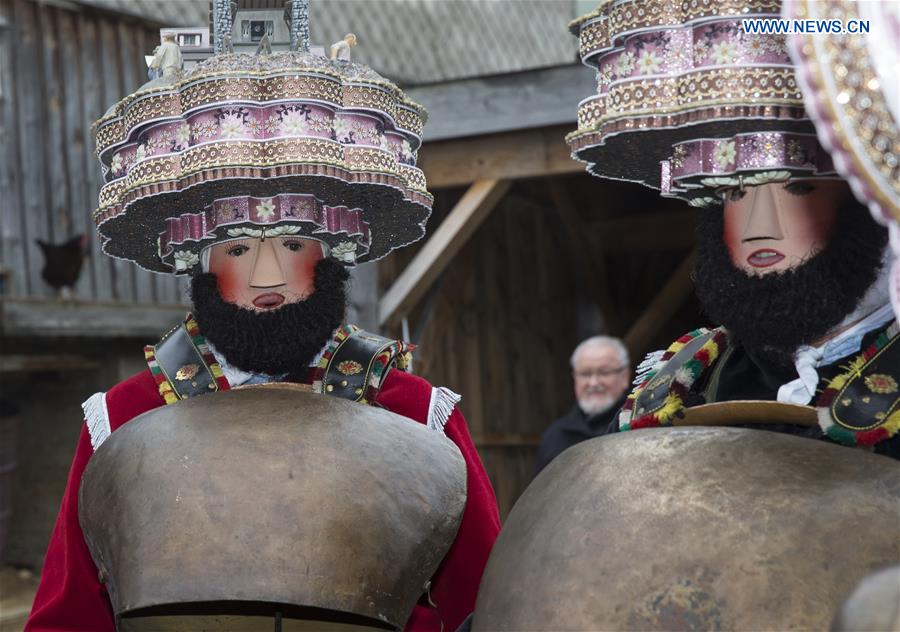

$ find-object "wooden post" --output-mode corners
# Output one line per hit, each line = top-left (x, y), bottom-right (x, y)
(623, 250), (697, 361)
(378, 179), (511, 327)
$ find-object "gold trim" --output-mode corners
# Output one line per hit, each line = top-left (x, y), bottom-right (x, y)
(572, 0), (781, 55)
(794, 0), (899, 219)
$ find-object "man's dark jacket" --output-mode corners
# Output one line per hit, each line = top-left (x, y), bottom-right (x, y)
(533, 397), (625, 477)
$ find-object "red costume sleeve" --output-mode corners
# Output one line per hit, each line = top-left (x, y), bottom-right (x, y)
(26, 370), (163, 632)
(376, 370), (501, 632)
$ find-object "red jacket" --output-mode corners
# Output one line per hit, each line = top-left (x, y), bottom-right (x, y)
(26, 368), (500, 632)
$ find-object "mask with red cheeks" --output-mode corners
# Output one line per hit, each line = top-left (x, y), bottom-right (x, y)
(722, 180), (849, 274)
(206, 236), (325, 310)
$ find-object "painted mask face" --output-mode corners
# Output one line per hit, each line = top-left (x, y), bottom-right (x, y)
(722, 180), (848, 274)
(206, 236), (325, 310)
(572, 345), (630, 416)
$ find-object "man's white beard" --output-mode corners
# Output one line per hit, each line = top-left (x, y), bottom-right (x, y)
(578, 395), (617, 417)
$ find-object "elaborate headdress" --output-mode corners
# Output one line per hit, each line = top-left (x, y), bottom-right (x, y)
(784, 0), (899, 222)
(566, 0), (839, 206)
(91, 9), (431, 274)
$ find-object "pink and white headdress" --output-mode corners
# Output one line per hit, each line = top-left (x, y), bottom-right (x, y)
(567, 0), (839, 206)
(91, 50), (431, 273)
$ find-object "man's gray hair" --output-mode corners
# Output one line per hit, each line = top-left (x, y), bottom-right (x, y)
(569, 335), (630, 369)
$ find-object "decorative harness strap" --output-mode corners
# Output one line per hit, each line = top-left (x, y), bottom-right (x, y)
(144, 315), (228, 404)
(618, 328), (729, 431)
(816, 321), (900, 447)
(318, 326), (413, 404)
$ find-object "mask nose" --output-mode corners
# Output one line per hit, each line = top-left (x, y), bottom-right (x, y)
(249, 238), (286, 288)
(742, 185), (784, 242)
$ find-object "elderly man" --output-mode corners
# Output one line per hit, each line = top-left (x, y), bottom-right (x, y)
(533, 336), (630, 475)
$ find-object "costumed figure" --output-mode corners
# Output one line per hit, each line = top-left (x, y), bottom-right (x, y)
(784, 1), (900, 627)
(26, 4), (500, 631)
(471, 1), (900, 630)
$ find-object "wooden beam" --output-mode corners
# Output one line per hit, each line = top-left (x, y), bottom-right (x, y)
(623, 250), (697, 361)
(547, 180), (620, 333)
(0, 298), (187, 338)
(418, 125), (581, 189)
(0, 354), (100, 372)
(406, 64), (592, 142)
(378, 179), (512, 326)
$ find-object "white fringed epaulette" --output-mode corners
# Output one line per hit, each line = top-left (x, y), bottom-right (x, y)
(427, 386), (461, 434)
(633, 349), (666, 386)
(82, 392), (111, 452)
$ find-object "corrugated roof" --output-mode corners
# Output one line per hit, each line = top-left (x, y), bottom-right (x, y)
(71, 0), (579, 85)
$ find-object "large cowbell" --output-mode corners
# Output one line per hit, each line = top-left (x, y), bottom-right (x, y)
(78, 385), (467, 631)
(473, 426), (900, 631)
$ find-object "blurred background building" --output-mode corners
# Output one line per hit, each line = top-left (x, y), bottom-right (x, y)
(0, 1), (703, 626)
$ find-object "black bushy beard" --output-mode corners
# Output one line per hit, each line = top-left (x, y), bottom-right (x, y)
(694, 197), (887, 367)
(190, 258), (349, 375)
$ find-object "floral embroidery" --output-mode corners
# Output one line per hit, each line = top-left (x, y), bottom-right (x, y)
(636, 51), (661, 75)
(332, 117), (350, 142)
(246, 118), (262, 135)
(307, 111), (332, 133)
(764, 35), (788, 56)
(279, 107), (309, 136)
(265, 114), (281, 135)
(693, 41), (710, 65)
(110, 152), (124, 174)
(615, 51), (635, 76)
(255, 198), (276, 220)
(787, 139), (810, 165)
(331, 241), (357, 263)
(400, 139), (414, 162)
(711, 41), (738, 65)
(134, 144), (147, 161)
(713, 140), (736, 169)
(173, 250), (199, 271)
(337, 360), (363, 376)
(670, 144), (688, 169)
(219, 111), (247, 138)
(194, 119), (218, 138)
(175, 122), (192, 148)
(865, 374), (898, 395)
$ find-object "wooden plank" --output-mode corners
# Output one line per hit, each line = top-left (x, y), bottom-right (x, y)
(593, 209), (697, 255)
(0, 297), (187, 338)
(59, 10), (96, 300)
(15, 0), (51, 298)
(0, 354), (101, 372)
(98, 17), (131, 301)
(39, 6), (71, 248)
(548, 180), (619, 334)
(78, 14), (114, 300)
(0, 0), (28, 296)
(378, 179), (511, 326)
(417, 125), (581, 189)
(623, 250), (697, 361)
(116, 20), (153, 304)
(405, 64), (591, 142)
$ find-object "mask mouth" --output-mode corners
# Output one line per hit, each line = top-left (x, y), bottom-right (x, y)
(747, 248), (785, 268)
(252, 292), (286, 310)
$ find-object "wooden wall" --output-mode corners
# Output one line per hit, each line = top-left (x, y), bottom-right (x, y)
(0, 0), (187, 303)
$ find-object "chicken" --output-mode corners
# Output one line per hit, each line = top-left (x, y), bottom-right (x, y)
(36, 234), (89, 299)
